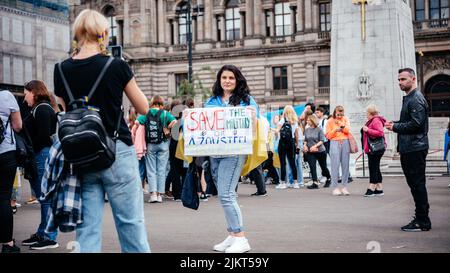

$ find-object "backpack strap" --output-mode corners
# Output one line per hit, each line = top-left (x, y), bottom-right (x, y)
(31, 102), (54, 118)
(58, 56), (114, 108)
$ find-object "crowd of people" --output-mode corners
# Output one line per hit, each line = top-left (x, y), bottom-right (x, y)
(0, 9), (441, 254)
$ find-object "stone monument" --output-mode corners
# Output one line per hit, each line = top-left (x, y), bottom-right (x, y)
(330, 0), (417, 155)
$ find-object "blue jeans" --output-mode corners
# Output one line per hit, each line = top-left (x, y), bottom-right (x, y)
(210, 155), (246, 233)
(138, 157), (146, 182)
(30, 147), (57, 241)
(76, 140), (150, 253)
(146, 141), (170, 193)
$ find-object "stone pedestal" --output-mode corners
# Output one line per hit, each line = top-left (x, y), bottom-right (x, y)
(330, 0), (416, 154)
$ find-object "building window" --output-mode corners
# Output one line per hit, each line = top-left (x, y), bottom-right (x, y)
(275, 2), (291, 36)
(319, 3), (331, 32)
(318, 66), (330, 87)
(103, 5), (117, 45)
(179, 16), (188, 44)
(430, 0), (450, 20)
(176, 73), (188, 95)
(415, 0), (425, 21)
(273, 66), (288, 92)
(216, 15), (221, 41)
(226, 0), (240, 40)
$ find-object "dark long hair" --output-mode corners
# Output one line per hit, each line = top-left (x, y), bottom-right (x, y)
(212, 65), (250, 106)
(24, 80), (58, 112)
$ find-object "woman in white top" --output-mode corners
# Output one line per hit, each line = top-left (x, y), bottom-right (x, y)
(276, 105), (300, 189)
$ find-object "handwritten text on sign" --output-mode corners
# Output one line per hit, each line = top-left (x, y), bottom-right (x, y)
(183, 107), (253, 156)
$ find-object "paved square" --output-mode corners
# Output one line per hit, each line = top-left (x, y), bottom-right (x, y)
(13, 176), (450, 253)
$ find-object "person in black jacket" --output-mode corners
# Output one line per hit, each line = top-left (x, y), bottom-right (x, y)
(386, 68), (431, 232)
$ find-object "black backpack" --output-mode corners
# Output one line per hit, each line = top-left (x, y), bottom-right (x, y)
(145, 109), (165, 144)
(57, 57), (123, 173)
(280, 120), (293, 145)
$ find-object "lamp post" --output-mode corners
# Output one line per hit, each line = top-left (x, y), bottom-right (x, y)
(177, 1), (204, 84)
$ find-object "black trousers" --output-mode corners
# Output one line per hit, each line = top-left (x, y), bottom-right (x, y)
(165, 138), (185, 199)
(278, 142), (297, 182)
(368, 152), (384, 183)
(0, 151), (17, 243)
(249, 164), (266, 194)
(400, 150), (430, 223)
(263, 151), (279, 184)
(306, 151), (331, 182)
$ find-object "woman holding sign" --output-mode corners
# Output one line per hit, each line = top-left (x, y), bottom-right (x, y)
(204, 65), (259, 253)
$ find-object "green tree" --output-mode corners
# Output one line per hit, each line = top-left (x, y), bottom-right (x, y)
(176, 66), (215, 101)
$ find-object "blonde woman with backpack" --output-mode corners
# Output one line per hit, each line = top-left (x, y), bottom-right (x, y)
(54, 9), (150, 252)
(276, 105), (300, 189)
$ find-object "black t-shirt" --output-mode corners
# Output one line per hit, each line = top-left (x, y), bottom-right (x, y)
(25, 102), (57, 153)
(54, 54), (134, 145)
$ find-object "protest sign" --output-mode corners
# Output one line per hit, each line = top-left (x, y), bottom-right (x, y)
(183, 107), (253, 156)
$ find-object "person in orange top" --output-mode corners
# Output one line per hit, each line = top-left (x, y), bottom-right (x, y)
(325, 106), (351, 196)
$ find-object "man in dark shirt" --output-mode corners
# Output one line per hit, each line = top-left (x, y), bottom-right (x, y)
(386, 68), (431, 232)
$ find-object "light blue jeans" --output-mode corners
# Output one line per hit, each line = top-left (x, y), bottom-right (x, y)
(76, 140), (150, 253)
(210, 155), (246, 233)
(146, 141), (170, 193)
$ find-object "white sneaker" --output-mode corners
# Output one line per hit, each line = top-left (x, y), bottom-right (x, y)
(157, 195), (163, 203)
(287, 183), (294, 188)
(213, 235), (235, 252)
(225, 237), (251, 253)
(275, 183), (287, 189)
(148, 194), (158, 203)
(293, 183), (300, 189)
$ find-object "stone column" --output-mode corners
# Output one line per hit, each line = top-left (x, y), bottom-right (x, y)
(149, 0), (157, 43)
(424, 0), (429, 20)
(304, 0), (312, 32)
(212, 15), (218, 41)
(197, 0), (204, 41)
(305, 62), (315, 100)
(124, 0), (130, 45)
(174, 20), (179, 44)
(245, 0), (253, 36)
(35, 20), (43, 80)
(297, 0), (303, 32)
(290, 6), (296, 34)
(166, 19), (172, 45)
(220, 14), (226, 41)
(268, 9), (275, 36)
(239, 12), (245, 39)
(311, 0), (318, 31)
(253, 0), (262, 37)
(157, 0), (165, 44)
(204, 0), (212, 40)
(192, 17), (197, 43)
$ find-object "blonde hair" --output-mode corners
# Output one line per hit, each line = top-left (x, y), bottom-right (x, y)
(332, 105), (345, 119)
(72, 9), (109, 56)
(366, 105), (379, 116)
(307, 115), (318, 128)
(283, 105), (298, 124)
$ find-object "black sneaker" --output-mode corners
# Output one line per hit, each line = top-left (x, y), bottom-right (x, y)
(22, 233), (42, 246)
(251, 191), (268, 197)
(401, 217), (431, 232)
(364, 189), (376, 197)
(374, 189), (384, 196)
(12, 205), (17, 214)
(323, 179), (331, 188)
(200, 193), (209, 202)
(307, 182), (319, 189)
(2, 243), (20, 253)
(29, 239), (59, 250)
(348, 177), (353, 183)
